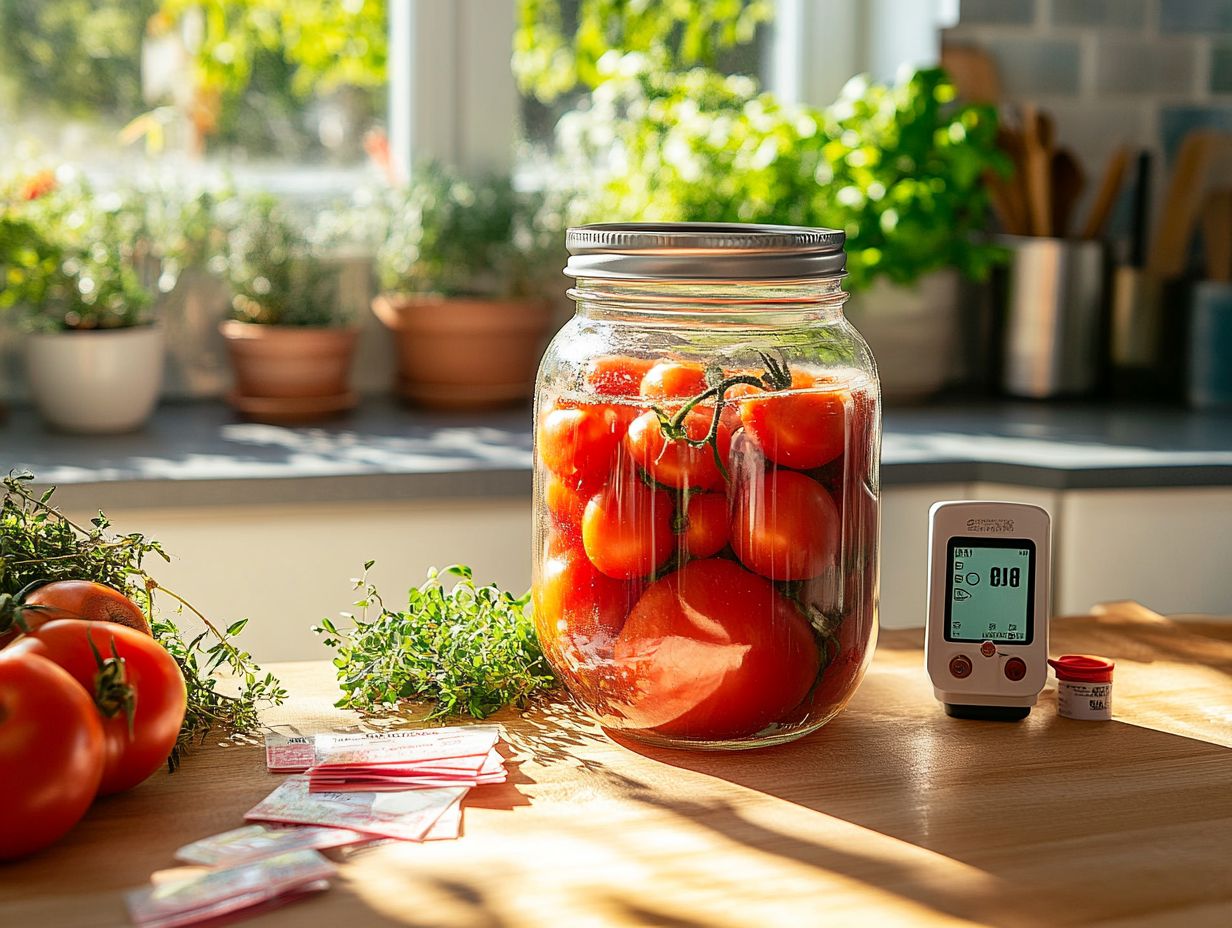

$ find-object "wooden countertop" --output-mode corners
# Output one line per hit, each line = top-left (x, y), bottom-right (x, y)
(3, 603), (1230, 927)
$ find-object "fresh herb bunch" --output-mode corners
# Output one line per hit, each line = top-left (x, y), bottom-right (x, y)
(0, 170), (152, 330)
(213, 194), (341, 327)
(315, 564), (557, 718)
(0, 472), (286, 768)
(374, 162), (555, 301)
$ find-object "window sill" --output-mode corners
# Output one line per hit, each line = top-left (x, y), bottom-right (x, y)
(6, 397), (1232, 511)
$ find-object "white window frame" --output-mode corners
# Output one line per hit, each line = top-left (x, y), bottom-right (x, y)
(388, 0), (518, 182)
(767, 0), (951, 107)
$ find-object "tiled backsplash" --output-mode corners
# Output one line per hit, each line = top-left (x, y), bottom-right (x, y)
(945, 0), (1232, 241)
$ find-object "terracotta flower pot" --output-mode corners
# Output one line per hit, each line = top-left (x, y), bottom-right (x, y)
(219, 320), (359, 422)
(371, 293), (552, 409)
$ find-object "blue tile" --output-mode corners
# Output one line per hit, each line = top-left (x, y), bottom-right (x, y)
(1159, 0), (1232, 33)
(983, 37), (1081, 94)
(957, 0), (1036, 25)
(1159, 106), (1232, 160)
(1213, 43), (1232, 93)
(1051, 0), (1147, 28)
(1095, 39), (1196, 94)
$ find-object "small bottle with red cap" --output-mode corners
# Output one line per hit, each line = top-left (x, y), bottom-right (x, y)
(1048, 654), (1115, 721)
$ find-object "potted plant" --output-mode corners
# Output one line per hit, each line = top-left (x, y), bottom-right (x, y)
(215, 195), (358, 422)
(371, 164), (554, 409)
(0, 170), (161, 434)
(817, 69), (1006, 402)
(550, 61), (1005, 402)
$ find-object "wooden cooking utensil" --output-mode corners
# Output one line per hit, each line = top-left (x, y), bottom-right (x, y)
(941, 43), (1002, 104)
(1080, 146), (1130, 241)
(1203, 189), (1232, 283)
(1148, 130), (1232, 278)
(1022, 104), (1054, 237)
(1050, 148), (1085, 238)
(990, 125), (1029, 235)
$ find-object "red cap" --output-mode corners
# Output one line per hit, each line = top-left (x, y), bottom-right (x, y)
(1048, 654), (1115, 684)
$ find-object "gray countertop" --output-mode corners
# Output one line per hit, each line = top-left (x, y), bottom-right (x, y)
(4, 398), (1232, 509)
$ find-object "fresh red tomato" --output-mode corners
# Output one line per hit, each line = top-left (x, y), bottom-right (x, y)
(543, 472), (596, 541)
(682, 492), (729, 559)
(587, 355), (658, 396)
(614, 558), (819, 740)
(0, 652), (105, 861)
(11, 620), (187, 795)
(640, 360), (708, 399)
(581, 482), (674, 579)
(624, 409), (733, 491)
(0, 579), (151, 649)
(537, 403), (628, 485)
(535, 548), (637, 662)
(732, 470), (840, 581)
(797, 570), (878, 718)
(739, 382), (848, 470)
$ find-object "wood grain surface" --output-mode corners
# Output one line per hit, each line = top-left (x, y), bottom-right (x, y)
(3, 604), (1230, 928)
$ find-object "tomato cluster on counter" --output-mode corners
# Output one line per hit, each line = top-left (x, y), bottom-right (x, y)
(533, 355), (879, 744)
(0, 582), (188, 861)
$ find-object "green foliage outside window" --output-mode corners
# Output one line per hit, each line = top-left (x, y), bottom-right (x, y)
(514, 0), (773, 103)
(0, 1), (386, 159)
(0, 0), (154, 119)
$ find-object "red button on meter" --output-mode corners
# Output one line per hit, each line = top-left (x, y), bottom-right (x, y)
(949, 655), (973, 678)
(980, 640), (997, 657)
(1004, 657), (1027, 681)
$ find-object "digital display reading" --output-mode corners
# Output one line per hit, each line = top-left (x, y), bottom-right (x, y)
(944, 537), (1035, 644)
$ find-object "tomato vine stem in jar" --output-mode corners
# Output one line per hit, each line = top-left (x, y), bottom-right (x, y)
(651, 350), (793, 480)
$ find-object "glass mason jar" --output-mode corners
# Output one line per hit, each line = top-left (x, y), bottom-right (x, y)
(532, 223), (880, 750)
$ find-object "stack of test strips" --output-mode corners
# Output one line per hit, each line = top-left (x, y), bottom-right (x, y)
(251, 726), (506, 842)
(125, 727), (507, 926)
(126, 849), (336, 928)
(306, 726), (506, 792)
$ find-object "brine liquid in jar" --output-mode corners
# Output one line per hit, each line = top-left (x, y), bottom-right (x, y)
(533, 223), (880, 750)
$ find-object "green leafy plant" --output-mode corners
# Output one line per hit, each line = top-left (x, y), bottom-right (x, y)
(0, 170), (152, 330)
(315, 564), (557, 719)
(0, 472), (286, 769)
(552, 62), (1006, 293)
(375, 162), (556, 300)
(815, 69), (1008, 291)
(214, 194), (341, 326)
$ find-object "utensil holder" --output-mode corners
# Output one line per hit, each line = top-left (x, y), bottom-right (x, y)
(1108, 269), (1191, 401)
(997, 237), (1106, 398)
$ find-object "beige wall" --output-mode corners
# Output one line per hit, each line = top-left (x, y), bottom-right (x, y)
(70, 497), (533, 664)
(78, 482), (1232, 665)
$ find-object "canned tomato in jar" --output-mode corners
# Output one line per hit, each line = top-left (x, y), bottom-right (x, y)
(533, 223), (881, 750)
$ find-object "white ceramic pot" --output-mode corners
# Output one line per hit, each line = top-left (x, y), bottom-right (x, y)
(25, 325), (165, 433)
(844, 270), (961, 404)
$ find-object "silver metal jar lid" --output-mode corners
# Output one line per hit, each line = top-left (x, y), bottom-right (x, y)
(564, 222), (846, 281)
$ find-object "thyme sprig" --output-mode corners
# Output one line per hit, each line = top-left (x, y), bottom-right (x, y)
(651, 350), (792, 479)
(0, 471), (285, 770)
(315, 564), (558, 719)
